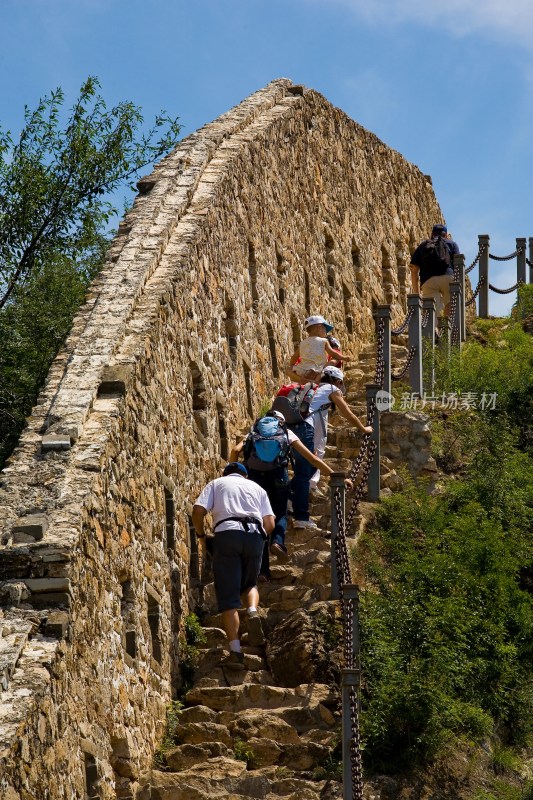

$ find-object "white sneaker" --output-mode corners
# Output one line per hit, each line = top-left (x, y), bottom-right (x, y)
(292, 519), (320, 531)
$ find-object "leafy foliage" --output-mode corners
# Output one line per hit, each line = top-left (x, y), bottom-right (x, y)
(512, 283), (533, 321)
(0, 76), (181, 307)
(0, 78), (181, 467)
(358, 399), (533, 772)
(179, 613), (206, 696)
(234, 739), (257, 768)
(435, 318), (533, 452)
(0, 253), (102, 465)
(153, 700), (183, 769)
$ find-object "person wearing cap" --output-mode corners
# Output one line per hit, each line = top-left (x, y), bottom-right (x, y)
(229, 409), (348, 578)
(286, 314), (352, 383)
(293, 366), (373, 519)
(410, 224), (460, 323)
(192, 462), (275, 667)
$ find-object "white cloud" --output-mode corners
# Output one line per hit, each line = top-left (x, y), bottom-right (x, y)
(321, 0), (533, 46)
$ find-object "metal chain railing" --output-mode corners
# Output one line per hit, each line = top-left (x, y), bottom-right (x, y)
(488, 280), (524, 295)
(465, 243), (485, 274)
(329, 316), (385, 800)
(391, 347), (416, 381)
(421, 309), (430, 328)
(449, 288), (461, 347)
(332, 439), (377, 800)
(526, 257), (532, 269)
(373, 316), (385, 389)
(489, 247), (523, 261)
(391, 306), (413, 336)
(465, 275), (485, 307)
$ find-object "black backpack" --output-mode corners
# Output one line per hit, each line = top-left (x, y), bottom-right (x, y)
(271, 382), (318, 426)
(417, 236), (452, 282)
(242, 416), (291, 472)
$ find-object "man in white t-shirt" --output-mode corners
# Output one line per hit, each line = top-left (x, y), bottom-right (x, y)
(192, 462), (275, 668)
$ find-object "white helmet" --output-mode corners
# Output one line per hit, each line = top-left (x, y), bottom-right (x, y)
(322, 365), (344, 382)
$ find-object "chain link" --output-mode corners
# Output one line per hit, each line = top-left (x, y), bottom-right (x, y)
(373, 316), (385, 388)
(349, 685), (364, 797)
(465, 243), (485, 274)
(526, 257), (532, 269)
(421, 309), (430, 328)
(489, 247), (523, 262)
(391, 306), (414, 335)
(449, 286), (461, 348)
(391, 347), (416, 381)
(488, 280), (524, 295)
(465, 275), (485, 307)
(329, 313), (387, 800)
(332, 435), (377, 800)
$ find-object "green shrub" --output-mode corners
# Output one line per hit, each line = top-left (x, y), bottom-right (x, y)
(357, 440), (533, 772)
(179, 613), (206, 696)
(513, 283), (533, 320)
(234, 739), (256, 768)
(435, 318), (533, 453)
(153, 700), (183, 768)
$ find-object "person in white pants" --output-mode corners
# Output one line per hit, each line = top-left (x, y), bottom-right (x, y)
(308, 365), (372, 492)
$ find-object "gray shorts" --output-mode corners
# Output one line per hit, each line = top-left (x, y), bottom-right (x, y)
(212, 529), (265, 612)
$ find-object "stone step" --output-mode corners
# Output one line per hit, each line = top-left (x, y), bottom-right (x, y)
(286, 525), (331, 546)
(159, 720), (335, 774)
(263, 585), (327, 613)
(148, 761), (338, 800)
(185, 681), (335, 714)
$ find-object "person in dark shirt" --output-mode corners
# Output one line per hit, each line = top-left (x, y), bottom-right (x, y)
(410, 224), (460, 323)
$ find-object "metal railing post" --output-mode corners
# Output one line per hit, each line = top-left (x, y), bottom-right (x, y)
(450, 282), (461, 348)
(438, 315), (451, 360)
(374, 305), (391, 396)
(366, 384), (380, 502)
(422, 297), (436, 395)
(422, 297), (436, 344)
(342, 584), (360, 800)
(407, 293), (423, 396)
(330, 472), (345, 601)
(342, 668), (358, 800)
(454, 254), (466, 342)
(529, 237), (533, 285)
(517, 237), (527, 285)
(478, 234), (490, 318)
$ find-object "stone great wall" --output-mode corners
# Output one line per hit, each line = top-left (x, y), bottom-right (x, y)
(0, 79), (442, 798)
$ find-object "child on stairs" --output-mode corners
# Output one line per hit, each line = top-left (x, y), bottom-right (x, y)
(286, 315), (352, 383)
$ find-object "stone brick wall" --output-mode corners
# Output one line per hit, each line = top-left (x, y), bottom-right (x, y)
(0, 79), (442, 798)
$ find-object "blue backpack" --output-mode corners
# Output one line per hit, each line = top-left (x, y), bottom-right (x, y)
(243, 416), (291, 472)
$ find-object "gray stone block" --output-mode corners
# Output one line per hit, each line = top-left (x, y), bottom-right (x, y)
(45, 611), (70, 639)
(98, 365), (132, 396)
(12, 515), (48, 543)
(24, 578), (70, 594)
(41, 434), (71, 452)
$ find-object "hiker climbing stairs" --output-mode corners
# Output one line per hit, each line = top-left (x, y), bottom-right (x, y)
(142, 351), (411, 799)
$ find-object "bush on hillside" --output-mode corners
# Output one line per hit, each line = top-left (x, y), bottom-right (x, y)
(358, 419), (533, 773)
(434, 318), (533, 453)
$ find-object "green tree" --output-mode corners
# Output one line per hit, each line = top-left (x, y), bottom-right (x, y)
(0, 77), (182, 466)
(0, 76), (181, 307)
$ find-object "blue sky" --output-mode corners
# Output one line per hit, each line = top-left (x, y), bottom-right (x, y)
(2, 0), (532, 315)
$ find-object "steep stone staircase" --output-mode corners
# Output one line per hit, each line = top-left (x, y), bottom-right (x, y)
(142, 343), (410, 800)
